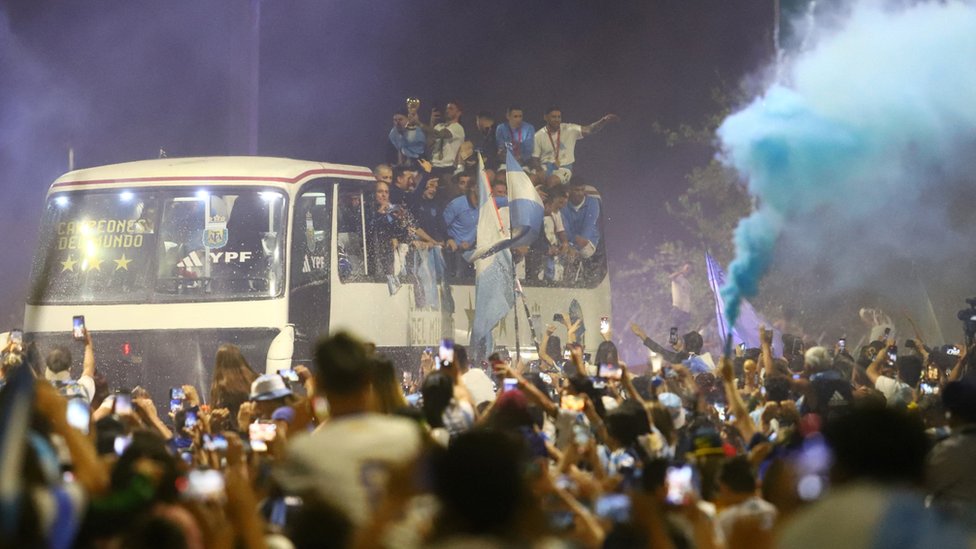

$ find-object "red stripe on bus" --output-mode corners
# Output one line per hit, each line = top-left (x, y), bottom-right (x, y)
(51, 168), (373, 188)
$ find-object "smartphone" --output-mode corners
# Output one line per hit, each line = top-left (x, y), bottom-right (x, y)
(599, 316), (609, 334)
(883, 327), (891, 340)
(249, 421), (277, 453)
(439, 338), (454, 367)
(713, 402), (727, 422)
(203, 434), (228, 452)
(503, 377), (518, 392)
(170, 398), (184, 414)
(668, 327), (678, 345)
(403, 371), (413, 384)
(553, 313), (565, 324)
(113, 392), (132, 416)
(947, 345), (961, 357)
(838, 338), (846, 352)
(590, 377), (607, 390)
(72, 315), (86, 341)
(737, 343), (746, 353)
(666, 465), (695, 505)
(66, 398), (90, 434)
(887, 346), (898, 364)
(185, 469), (226, 501)
(184, 408), (199, 429)
(278, 368), (300, 383)
(921, 383), (939, 396)
(9, 329), (22, 344)
(170, 387), (186, 401)
(560, 394), (585, 412)
(792, 339), (803, 356)
(114, 434), (133, 456)
(595, 494), (631, 523)
(598, 363), (622, 380)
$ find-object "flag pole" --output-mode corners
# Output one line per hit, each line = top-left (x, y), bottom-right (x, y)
(511, 195), (521, 364)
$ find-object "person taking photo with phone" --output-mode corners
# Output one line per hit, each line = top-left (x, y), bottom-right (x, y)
(44, 324), (97, 404)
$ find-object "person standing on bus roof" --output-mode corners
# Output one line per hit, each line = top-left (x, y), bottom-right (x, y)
(389, 109), (426, 165)
(442, 183), (480, 279)
(420, 100), (465, 181)
(496, 105), (536, 167)
(532, 106), (618, 176)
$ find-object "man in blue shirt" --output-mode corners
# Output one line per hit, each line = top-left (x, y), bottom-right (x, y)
(442, 184), (479, 279)
(389, 110), (426, 164)
(561, 177), (601, 259)
(495, 105), (536, 167)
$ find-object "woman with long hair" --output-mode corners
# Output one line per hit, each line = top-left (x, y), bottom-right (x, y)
(369, 356), (408, 414)
(209, 343), (258, 430)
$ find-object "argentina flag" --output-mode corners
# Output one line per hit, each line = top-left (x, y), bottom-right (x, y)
(469, 150), (544, 261)
(469, 154), (516, 361)
(0, 365), (36, 538)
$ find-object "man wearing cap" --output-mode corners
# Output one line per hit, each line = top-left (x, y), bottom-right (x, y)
(273, 332), (423, 526)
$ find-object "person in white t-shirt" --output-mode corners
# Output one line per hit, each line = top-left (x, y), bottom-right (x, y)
(274, 332), (423, 526)
(532, 106), (618, 176)
(715, 457), (777, 544)
(865, 338), (920, 408)
(423, 101), (465, 179)
(44, 328), (97, 404)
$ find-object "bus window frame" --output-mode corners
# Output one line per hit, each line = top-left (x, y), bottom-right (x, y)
(28, 186), (290, 306)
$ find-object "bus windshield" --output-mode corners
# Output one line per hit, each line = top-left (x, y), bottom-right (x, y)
(29, 188), (287, 304)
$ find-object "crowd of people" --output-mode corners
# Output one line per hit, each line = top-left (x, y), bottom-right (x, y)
(2, 305), (976, 549)
(361, 100), (618, 288)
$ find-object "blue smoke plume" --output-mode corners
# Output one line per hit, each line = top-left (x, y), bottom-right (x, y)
(717, 1), (976, 333)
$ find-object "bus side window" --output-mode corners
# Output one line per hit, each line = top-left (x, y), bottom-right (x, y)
(336, 186), (367, 282)
(290, 184), (332, 342)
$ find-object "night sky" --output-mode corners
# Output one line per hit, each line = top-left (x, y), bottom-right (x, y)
(0, 0), (773, 332)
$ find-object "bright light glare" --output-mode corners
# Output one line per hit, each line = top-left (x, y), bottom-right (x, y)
(259, 192), (280, 202)
(119, 191), (134, 202)
(797, 475), (823, 501)
(54, 196), (69, 207)
(195, 190), (209, 200)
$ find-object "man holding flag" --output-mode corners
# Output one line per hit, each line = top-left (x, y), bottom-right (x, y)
(468, 149), (545, 362)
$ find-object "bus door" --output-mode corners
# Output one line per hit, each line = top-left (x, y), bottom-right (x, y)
(289, 179), (332, 361)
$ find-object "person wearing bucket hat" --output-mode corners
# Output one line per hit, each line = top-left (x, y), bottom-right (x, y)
(248, 374), (295, 423)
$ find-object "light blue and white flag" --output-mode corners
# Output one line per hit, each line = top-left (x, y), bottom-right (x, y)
(0, 365), (36, 537)
(469, 150), (544, 261)
(469, 154), (516, 361)
(705, 252), (779, 353)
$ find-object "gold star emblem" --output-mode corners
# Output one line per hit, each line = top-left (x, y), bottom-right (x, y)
(61, 255), (77, 272)
(114, 253), (133, 271)
(86, 257), (103, 271)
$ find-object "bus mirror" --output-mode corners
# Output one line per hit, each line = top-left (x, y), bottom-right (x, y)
(266, 324), (295, 374)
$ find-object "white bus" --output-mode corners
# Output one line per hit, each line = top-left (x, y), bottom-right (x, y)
(24, 156), (611, 397)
